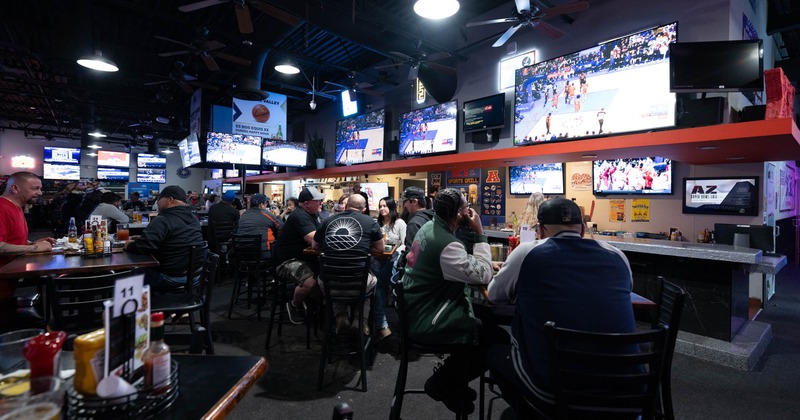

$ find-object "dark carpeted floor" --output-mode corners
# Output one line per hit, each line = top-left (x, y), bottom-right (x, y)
(204, 261), (800, 419)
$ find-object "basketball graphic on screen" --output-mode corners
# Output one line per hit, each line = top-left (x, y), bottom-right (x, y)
(252, 104), (270, 123)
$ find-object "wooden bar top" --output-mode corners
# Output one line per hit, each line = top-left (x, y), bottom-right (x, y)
(0, 252), (159, 279)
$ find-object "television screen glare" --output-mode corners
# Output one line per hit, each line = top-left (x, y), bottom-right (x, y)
(137, 153), (166, 168)
(136, 168), (166, 184)
(509, 163), (565, 195)
(514, 22), (677, 145)
(669, 40), (763, 93)
(43, 147), (81, 164)
(683, 177), (758, 215)
(96, 151), (130, 168)
(463, 93), (506, 132)
(97, 166), (130, 181)
(206, 132), (262, 165)
(334, 109), (385, 165)
(592, 157), (672, 195)
(178, 133), (201, 167)
(43, 163), (80, 180)
(341, 90), (359, 117)
(262, 140), (308, 167)
(398, 101), (458, 157)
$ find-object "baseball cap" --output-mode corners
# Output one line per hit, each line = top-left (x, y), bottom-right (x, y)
(159, 185), (187, 201)
(401, 186), (425, 202)
(250, 194), (268, 207)
(298, 186), (325, 202)
(223, 190), (236, 202)
(537, 197), (583, 225)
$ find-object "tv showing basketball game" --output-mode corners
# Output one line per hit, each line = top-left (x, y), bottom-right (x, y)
(262, 140), (308, 168)
(592, 156), (672, 195)
(509, 163), (565, 195)
(334, 108), (385, 165)
(514, 22), (677, 145)
(398, 101), (458, 157)
(206, 132), (262, 165)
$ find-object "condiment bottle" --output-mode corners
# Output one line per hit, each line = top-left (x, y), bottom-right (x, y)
(143, 312), (171, 394)
(23, 331), (67, 384)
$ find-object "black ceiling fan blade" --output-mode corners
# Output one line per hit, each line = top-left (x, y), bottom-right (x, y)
(466, 17), (520, 27)
(493, 24), (523, 47)
(212, 52), (251, 66)
(200, 52), (220, 71)
(541, 0), (590, 18)
(533, 20), (564, 39)
(155, 36), (194, 49)
(159, 50), (190, 57)
(234, 3), (254, 34)
(248, 1), (301, 26)
(178, 0), (227, 12)
(515, 0), (532, 14)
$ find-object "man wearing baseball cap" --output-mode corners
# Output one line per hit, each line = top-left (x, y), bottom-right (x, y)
(236, 194), (281, 260)
(486, 197), (635, 416)
(274, 186), (326, 324)
(125, 185), (205, 287)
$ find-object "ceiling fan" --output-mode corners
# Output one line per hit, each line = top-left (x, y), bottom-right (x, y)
(324, 71), (383, 97)
(467, 0), (590, 47)
(375, 41), (455, 80)
(155, 28), (250, 72)
(178, 0), (300, 34)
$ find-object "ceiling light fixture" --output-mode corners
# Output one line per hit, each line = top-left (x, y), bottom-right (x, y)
(77, 50), (119, 72)
(414, 0), (460, 19)
(274, 62), (300, 75)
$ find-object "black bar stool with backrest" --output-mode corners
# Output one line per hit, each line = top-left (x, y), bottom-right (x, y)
(228, 233), (270, 320)
(654, 277), (687, 420)
(316, 251), (373, 392)
(264, 241), (313, 351)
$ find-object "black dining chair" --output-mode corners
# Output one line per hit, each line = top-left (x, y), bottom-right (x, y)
(152, 252), (219, 355)
(228, 233), (270, 320)
(539, 321), (670, 420)
(653, 277), (687, 420)
(316, 251), (373, 392)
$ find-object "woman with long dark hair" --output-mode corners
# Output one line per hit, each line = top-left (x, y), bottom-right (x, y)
(373, 196), (406, 339)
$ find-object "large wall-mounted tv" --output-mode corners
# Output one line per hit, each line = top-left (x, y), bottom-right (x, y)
(43, 163), (80, 181)
(592, 157), (672, 195)
(96, 151), (130, 168)
(136, 168), (167, 184)
(178, 132), (201, 167)
(43, 146), (80, 164)
(514, 22), (677, 145)
(137, 153), (166, 168)
(205, 132), (262, 165)
(509, 163), (565, 195)
(398, 101), (458, 158)
(683, 177), (758, 216)
(97, 166), (130, 181)
(262, 140), (308, 168)
(334, 108), (385, 165)
(670, 40), (763, 93)
(463, 93), (506, 133)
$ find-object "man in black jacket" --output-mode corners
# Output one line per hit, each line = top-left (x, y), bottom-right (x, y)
(125, 185), (205, 287)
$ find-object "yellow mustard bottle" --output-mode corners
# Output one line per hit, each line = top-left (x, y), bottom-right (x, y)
(73, 329), (106, 396)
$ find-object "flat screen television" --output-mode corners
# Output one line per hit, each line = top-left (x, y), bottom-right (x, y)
(97, 166), (130, 181)
(137, 153), (166, 168)
(463, 93), (506, 132)
(509, 163), (565, 195)
(360, 182), (389, 211)
(262, 140), (308, 167)
(669, 40), (764, 93)
(210, 169), (223, 179)
(592, 157), (672, 195)
(398, 101), (458, 157)
(682, 177), (758, 216)
(714, 223), (775, 253)
(178, 132), (201, 167)
(514, 22), (677, 145)
(43, 146), (80, 164)
(96, 151), (130, 168)
(136, 168), (166, 184)
(205, 132), (262, 165)
(334, 108), (385, 165)
(43, 163), (80, 180)
(222, 183), (241, 193)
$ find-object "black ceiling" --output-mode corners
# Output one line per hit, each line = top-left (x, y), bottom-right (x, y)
(0, 0), (797, 150)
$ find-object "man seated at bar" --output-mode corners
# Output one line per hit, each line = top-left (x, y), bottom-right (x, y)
(125, 185), (205, 287)
(236, 193), (281, 260)
(312, 194), (383, 334)
(275, 186), (325, 324)
(402, 188), (508, 415)
(122, 191), (147, 212)
(486, 197), (635, 415)
(90, 192), (129, 233)
(208, 190), (241, 227)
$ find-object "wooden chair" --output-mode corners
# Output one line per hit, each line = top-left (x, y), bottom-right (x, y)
(542, 321), (669, 420)
(228, 233), (270, 319)
(653, 278), (687, 420)
(316, 251), (372, 392)
(152, 253), (219, 354)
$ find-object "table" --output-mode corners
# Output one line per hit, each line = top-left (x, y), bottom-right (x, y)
(0, 252), (159, 279)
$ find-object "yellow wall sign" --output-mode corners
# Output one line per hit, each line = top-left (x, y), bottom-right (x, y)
(631, 199), (650, 222)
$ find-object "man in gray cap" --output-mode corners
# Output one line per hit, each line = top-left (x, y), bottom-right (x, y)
(236, 193), (281, 259)
(125, 185), (205, 287)
(486, 197), (635, 415)
(274, 186), (326, 324)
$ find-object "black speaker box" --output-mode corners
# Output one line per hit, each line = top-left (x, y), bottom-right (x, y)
(739, 105), (766, 122)
(676, 97), (725, 128)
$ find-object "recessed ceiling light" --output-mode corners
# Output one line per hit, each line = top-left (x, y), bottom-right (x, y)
(698, 146), (720, 150)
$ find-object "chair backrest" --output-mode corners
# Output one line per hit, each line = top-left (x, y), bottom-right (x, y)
(209, 221), (237, 253)
(318, 251), (371, 304)
(231, 233), (263, 266)
(545, 321), (669, 420)
(48, 270), (137, 335)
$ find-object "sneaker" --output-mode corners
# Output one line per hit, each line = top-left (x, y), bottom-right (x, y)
(286, 301), (306, 325)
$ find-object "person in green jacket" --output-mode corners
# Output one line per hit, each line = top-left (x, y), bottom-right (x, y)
(401, 188), (508, 415)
